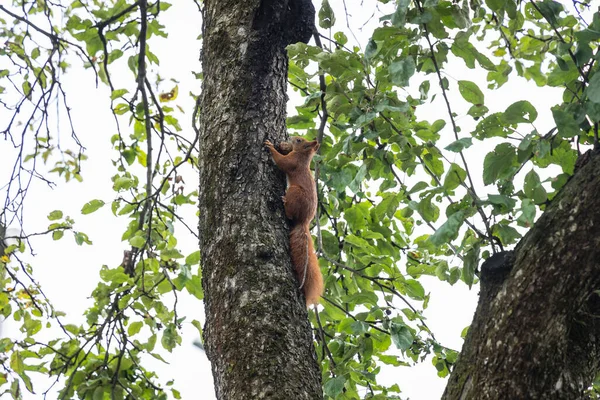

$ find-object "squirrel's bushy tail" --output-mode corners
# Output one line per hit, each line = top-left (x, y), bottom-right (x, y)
(290, 224), (323, 306)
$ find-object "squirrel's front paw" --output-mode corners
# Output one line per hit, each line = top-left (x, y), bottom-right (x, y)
(264, 140), (274, 148)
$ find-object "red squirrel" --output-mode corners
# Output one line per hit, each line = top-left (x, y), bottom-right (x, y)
(264, 137), (323, 306)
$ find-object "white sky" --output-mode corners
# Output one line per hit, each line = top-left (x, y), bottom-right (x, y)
(0, 0), (575, 399)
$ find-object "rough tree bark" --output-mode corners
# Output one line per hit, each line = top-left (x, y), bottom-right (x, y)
(443, 151), (600, 399)
(198, 1), (322, 399)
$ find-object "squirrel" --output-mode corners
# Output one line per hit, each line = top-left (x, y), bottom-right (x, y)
(264, 136), (323, 306)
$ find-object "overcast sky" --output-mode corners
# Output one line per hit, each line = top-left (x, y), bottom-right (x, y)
(0, 0), (575, 399)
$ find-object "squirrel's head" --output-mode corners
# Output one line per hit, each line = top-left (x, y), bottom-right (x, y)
(290, 136), (320, 154)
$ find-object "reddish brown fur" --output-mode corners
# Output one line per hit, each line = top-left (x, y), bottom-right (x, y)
(265, 137), (323, 306)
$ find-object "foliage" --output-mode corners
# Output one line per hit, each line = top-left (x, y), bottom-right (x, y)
(292, 0), (598, 397)
(0, 0), (598, 399)
(1, 0), (200, 398)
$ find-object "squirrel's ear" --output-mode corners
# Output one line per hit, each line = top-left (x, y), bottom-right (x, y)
(312, 141), (320, 151)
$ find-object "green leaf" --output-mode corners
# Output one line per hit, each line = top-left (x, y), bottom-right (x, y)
(485, 0), (506, 12)
(333, 31), (347, 45)
(390, 322), (413, 350)
(346, 202), (369, 229)
(22, 80), (32, 99)
(586, 73), (600, 104)
(161, 325), (181, 352)
(157, 279), (172, 295)
(117, 203), (136, 216)
(129, 236), (146, 249)
(536, 0), (563, 26)
(524, 169), (547, 204)
(473, 113), (510, 139)
(407, 181), (428, 195)
(503, 100), (538, 124)
(575, 28), (600, 44)
(373, 194), (400, 221)
(350, 320), (369, 335)
(483, 143), (517, 185)
(486, 194), (516, 213)
(389, 56), (416, 87)
(574, 43), (593, 67)
(552, 107), (580, 138)
(185, 251), (201, 265)
(416, 195), (440, 223)
(146, 334), (157, 352)
(462, 242), (480, 288)
(493, 223), (521, 246)
(348, 164), (368, 193)
(100, 267), (130, 284)
(337, 318), (354, 334)
(161, 248), (184, 260)
(443, 163), (466, 191)
(468, 104), (489, 118)
(23, 313), (42, 335)
(113, 103), (129, 115)
(451, 3), (470, 29)
(110, 89), (129, 100)
(287, 114), (315, 129)
(445, 138), (473, 153)
(108, 49), (124, 64)
(127, 321), (144, 336)
(10, 380), (19, 399)
(113, 176), (135, 191)
(535, 139), (577, 174)
(10, 351), (24, 374)
(18, 371), (33, 393)
(488, 61), (512, 88)
(586, 101), (600, 122)
(429, 211), (465, 246)
(452, 31), (496, 71)
(192, 319), (203, 337)
(364, 39), (378, 60)
(324, 376), (346, 398)
(517, 199), (536, 227)
(391, 0), (410, 27)
(344, 234), (375, 254)
(548, 59), (580, 87)
(81, 199), (105, 215)
(48, 210), (63, 220)
(403, 279), (425, 300)
(149, 352), (169, 363)
(318, 0), (336, 28)
(64, 324), (80, 335)
(378, 354), (402, 366)
(186, 275), (204, 300)
(74, 231), (92, 245)
(458, 80), (484, 105)
(93, 386), (104, 400)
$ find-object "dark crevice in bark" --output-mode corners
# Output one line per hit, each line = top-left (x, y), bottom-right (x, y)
(478, 250), (514, 316)
(252, 0), (315, 47)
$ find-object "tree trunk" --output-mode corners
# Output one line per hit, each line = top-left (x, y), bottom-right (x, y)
(443, 151), (600, 399)
(198, 1), (321, 399)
